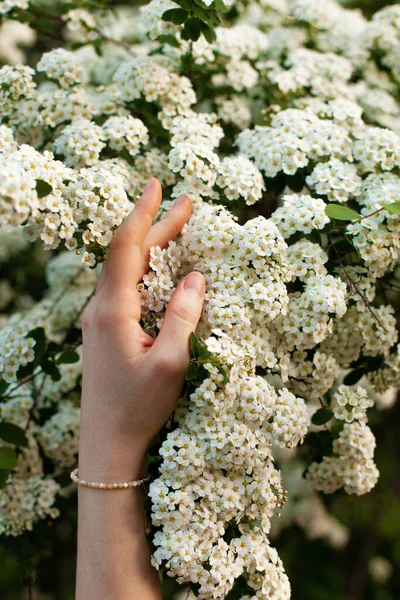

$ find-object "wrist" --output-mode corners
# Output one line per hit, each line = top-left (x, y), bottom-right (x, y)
(77, 437), (149, 483)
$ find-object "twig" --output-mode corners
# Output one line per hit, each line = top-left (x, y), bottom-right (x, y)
(327, 233), (385, 329)
(26, 576), (34, 600)
(91, 27), (135, 54)
(187, 40), (194, 80)
(19, 7), (135, 55)
(377, 278), (388, 304)
(48, 267), (86, 316)
(4, 371), (41, 399)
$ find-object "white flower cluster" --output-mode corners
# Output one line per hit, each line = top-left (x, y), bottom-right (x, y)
(0, 0), (29, 15)
(0, 130), (136, 255)
(332, 385), (374, 423)
(271, 193), (330, 237)
(353, 126), (400, 172)
(290, 0), (342, 29)
(141, 201), (308, 596)
(139, 0), (180, 40)
(0, 252), (95, 535)
(0, 432), (60, 536)
(363, 5), (400, 83)
(287, 351), (339, 401)
(369, 344), (400, 394)
(0, 20), (36, 65)
(216, 155), (265, 205)
(215, 96), (251, 129)
(63, 8), (97, 42)
(102, 115), (149, 157)
(264, 48), (353, 96)
(113, 56), (196, 121)
(0, 64), (36, 117)
(346, 173), (400, 277)
(54, 118), (105, 168)
(307, 422), (379, 496)
(37, 48), (85, 88)
(168, 112), (223, 197)
(0, 227), (29, 262)
(306, 160), (362, 203)
(237, 106), (352, 178)
(37, 401), (80, 467)
(0, 311), (45, 383)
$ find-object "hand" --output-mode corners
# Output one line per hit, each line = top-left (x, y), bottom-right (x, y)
(78, 178), (205, 481)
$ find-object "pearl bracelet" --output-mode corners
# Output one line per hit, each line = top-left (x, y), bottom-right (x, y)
(70, 468), (151, 490)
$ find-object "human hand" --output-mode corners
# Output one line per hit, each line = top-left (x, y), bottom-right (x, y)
(78, 178), (205, 482)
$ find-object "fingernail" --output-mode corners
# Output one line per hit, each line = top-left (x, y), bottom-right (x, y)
(144, 178), (157, 194)
(183, 272), (205, 297)
(173, 194), (188, 208)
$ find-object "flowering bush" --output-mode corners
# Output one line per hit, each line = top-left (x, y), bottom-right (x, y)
(0, 0), (399, 597)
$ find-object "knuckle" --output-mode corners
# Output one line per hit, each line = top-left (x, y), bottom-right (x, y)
(80, 304), (94, 329)
(93, 305), (126, 329)
(109, 230), (125, 251)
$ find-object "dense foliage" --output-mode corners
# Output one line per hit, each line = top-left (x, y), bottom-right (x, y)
(0, 0), (399, 598)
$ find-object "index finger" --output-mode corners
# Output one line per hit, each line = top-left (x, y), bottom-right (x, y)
(102, 178), (162, 294)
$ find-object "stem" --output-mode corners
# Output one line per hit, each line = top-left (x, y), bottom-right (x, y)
(327, 233), (385, 329)
(187, 40), (194, 80)
(4, 371), (41, 399)
(91, 27), (135, 53)
(26, 576), (34, 600)
(19, 7), (135, 54)
(355, 205), (385, 222)
(48, 267), (85, 316)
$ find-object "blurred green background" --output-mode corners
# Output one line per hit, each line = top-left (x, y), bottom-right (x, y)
(0, 0), (399, 598)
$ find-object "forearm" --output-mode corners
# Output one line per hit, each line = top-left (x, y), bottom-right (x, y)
(76, 407), (162, 600)
(76, 485), (162, 600)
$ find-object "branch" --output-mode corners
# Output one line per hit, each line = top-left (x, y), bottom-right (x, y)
(327, 233), (385, 329)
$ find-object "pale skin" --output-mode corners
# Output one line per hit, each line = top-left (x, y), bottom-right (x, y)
(76, 178), (206, 600)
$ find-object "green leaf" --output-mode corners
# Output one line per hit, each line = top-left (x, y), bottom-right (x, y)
(192, 4), (209, 20)
(162, 8), (177, 20)
(35, 179), (53, 199)
(306, 430), (333, 454)
(185, 362), (199, 381)
(311, 408), (333, 426)
(183, 17), (202, 41)
(213, 0), (228, 10)
(0, 447), (17, 470)
(343, 368), (365, 386)
(28, 327), (46, 358)
(325, 204), (360, 221)
(0, 379), (9, 396)
(178, 0), (193, 8)
(162, 8), (188, 24)
(56, 350), (80, 365)
(40, 359), (61, 382)
(190, 332), (202, 358)
(17, 361), (36, 380)
(0, 422), (28, 447)
(202, 25), (217, 44)
(0, 470), (10, 490)
(92, 37), (104, 57)
(218, 366), (228, 385)
(384, 201), (400, 216)
(157, 34), (181, 48)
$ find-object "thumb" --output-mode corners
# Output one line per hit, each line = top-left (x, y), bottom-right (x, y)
(152, 272), (206, 371)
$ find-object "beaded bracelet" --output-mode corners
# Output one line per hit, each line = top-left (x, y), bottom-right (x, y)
(70, 468), (151, 490)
